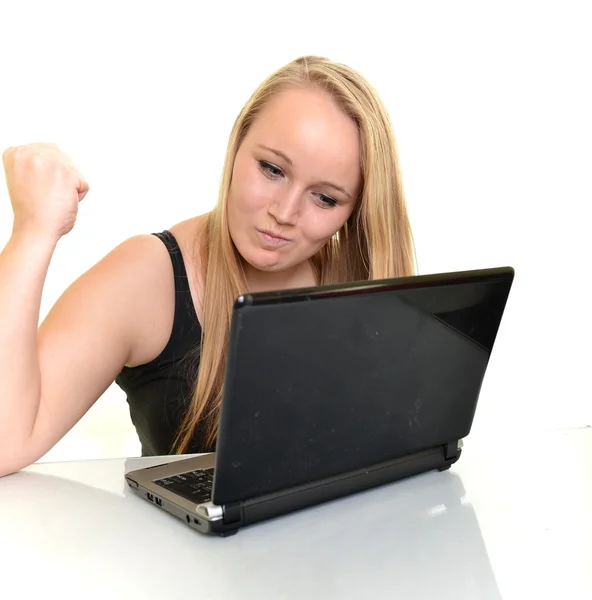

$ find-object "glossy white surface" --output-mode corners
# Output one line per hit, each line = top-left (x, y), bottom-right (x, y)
(1, 428), (590, 600)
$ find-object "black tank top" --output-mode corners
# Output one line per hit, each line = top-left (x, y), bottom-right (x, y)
(115, 230), (214, 456)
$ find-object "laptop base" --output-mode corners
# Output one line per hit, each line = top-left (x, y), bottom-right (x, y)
(126, 441), (461, 537)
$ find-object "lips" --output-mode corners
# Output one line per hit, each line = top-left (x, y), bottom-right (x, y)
(256, 229), (291, 245)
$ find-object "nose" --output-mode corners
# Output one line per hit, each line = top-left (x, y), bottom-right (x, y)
(268, 186), (301, 226)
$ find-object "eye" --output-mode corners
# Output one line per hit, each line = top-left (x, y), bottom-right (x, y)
(314, 193), (338, 209)
(258, 160), (284, 179)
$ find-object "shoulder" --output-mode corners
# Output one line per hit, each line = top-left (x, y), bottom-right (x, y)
(102, 232), (173, 272)
(90, 232), (178, 306)
(116, 213), (209, 366)
(101, 211), (209, 285)
(83, 233), (178, 367)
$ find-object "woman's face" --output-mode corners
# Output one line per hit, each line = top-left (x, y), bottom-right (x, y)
(227, 86), (362, 280)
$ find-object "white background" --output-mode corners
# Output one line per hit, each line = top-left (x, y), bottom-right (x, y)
(0, 1), (590, 462)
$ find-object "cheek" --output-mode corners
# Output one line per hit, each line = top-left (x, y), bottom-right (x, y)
(302, 208), (354, 245)
(230, 160), (271, 214)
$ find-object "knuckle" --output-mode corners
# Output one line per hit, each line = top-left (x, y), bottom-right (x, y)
(15, 145), (34, 162)
(2, 146), (15, 166)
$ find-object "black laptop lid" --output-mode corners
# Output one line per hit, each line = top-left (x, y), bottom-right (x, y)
(213, 267), (514, 506)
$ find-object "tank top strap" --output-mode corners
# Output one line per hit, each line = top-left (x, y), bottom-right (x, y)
(152, 230), (192, 296)
(151, 230), (200, 354)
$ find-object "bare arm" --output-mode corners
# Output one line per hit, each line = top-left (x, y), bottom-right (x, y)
(0, 144), (175, 477)
(0, 233), (175, 477)
(0, 229), (59, 470)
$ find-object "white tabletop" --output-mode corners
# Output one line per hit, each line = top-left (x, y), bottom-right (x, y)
(1, 428), (591, 600)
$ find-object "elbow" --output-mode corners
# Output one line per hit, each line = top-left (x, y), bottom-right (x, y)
(0, 459), (25, 478)
(0, 465), (21, 478)
(0, 440), (38, 478)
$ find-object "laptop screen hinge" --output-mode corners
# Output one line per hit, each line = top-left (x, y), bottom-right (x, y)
(223, 502), (243, 525)
(443, 440), (462, 461)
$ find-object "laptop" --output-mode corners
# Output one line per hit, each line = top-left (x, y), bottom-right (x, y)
(125, 265), (514, 536)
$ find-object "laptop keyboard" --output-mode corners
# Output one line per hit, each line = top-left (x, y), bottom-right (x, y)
(153, 467), (214, 505)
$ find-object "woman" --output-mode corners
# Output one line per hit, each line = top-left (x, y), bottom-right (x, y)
(0, 56), (415, 477)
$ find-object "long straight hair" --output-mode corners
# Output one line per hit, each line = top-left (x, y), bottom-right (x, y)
(173, 56), (417, 453)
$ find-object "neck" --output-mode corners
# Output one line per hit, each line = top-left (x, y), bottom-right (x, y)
(243, 260), (317, 293)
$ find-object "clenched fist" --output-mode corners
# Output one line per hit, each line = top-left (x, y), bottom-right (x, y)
(2, 143), (89, 242)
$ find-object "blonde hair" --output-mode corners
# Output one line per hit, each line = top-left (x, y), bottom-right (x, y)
(173, 55), (416, 453)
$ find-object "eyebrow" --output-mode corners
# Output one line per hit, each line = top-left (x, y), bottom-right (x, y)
(257, 144), (353, 200)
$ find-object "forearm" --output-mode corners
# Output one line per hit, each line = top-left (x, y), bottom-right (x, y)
(0, 227), (57, 454)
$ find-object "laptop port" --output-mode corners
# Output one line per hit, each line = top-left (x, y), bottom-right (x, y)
(186, 515), (190, 523)
(155, 497), (163, 507)
(147, 493), (154, 502)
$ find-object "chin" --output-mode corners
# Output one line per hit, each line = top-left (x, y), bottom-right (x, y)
(243, 249), (287, 272)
